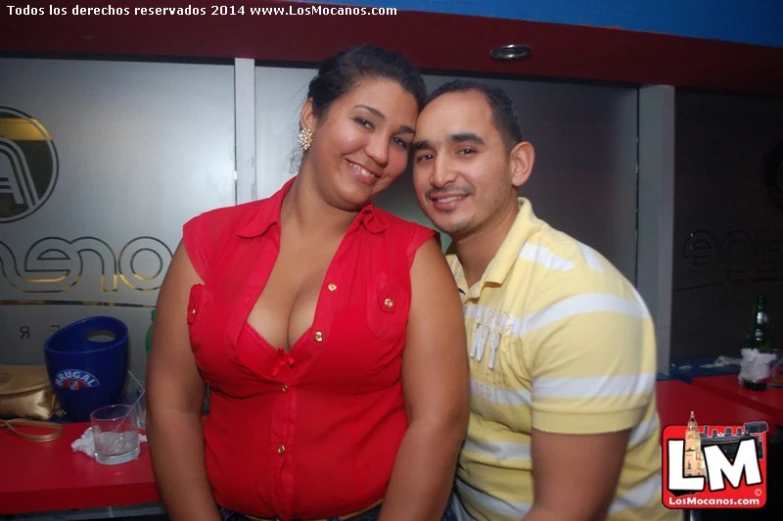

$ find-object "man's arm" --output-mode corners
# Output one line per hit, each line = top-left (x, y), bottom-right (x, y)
(524, 429), (631, 521)
(521, 285), (657, 521)
(378, 238), (471, 521)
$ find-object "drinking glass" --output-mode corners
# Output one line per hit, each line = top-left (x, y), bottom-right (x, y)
(90, 404), (140, 465)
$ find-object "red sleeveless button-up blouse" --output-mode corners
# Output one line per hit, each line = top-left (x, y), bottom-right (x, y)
(182, 177), (435, 520)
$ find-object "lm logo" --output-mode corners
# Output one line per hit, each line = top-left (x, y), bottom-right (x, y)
(54, 369), (100, 390)
(662, 412), (767, 510)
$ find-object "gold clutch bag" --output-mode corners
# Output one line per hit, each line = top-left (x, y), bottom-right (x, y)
(0, 364), (61, 421)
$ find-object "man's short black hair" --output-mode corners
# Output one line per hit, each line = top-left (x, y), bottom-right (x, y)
(425, 80), (523, 151)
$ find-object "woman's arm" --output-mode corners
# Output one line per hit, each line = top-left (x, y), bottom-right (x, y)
(378, 238), (470, 521)
(146, 242), (221, 521)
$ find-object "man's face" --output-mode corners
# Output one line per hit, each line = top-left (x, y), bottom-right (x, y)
(412, 90), (520, 239)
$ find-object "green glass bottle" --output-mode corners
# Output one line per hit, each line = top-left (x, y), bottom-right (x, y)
(739, 295), (773, 391)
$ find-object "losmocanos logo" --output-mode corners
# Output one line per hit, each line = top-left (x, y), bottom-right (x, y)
(54, 369), (100, 390)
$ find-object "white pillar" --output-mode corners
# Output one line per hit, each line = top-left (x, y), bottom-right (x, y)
(234, 58), (256, 203)
(637, 85), (676, 374)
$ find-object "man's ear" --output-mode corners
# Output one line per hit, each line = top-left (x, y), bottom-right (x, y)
(510, 141), (535, 188)
(299, 97), (317, 132)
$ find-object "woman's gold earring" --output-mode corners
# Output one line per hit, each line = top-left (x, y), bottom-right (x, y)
(298, 127), (313, 151)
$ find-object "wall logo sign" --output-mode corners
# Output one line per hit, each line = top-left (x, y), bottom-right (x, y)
(0, 107), (59, 223)
(764, 141), (783, 218)
(54, 369), (100, 390)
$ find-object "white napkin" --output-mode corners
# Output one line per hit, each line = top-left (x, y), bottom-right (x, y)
(702, 355), (741, 369)
(71, 426), (148, 458)
(739, 348), (778, 383)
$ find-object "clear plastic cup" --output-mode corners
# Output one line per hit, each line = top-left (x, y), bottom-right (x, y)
(90, 404), (140, 465)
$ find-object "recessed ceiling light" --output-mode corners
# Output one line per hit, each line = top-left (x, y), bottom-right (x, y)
(490, 44), (532, 61)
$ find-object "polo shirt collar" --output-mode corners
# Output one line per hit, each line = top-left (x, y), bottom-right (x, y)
(483, 197), (539, 286)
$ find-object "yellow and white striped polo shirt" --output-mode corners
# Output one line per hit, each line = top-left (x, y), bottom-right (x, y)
(448, 198), (677, 521)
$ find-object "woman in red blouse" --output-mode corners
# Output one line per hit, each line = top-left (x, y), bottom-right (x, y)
(146, 46), (470, 521)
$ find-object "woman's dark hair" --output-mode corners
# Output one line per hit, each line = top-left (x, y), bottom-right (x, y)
(307, 45), (426, 118)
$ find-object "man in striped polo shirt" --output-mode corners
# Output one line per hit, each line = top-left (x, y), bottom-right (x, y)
(411, 80), (679, 521)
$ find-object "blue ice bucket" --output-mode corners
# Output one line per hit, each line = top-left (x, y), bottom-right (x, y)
(44, 316), (129, 422)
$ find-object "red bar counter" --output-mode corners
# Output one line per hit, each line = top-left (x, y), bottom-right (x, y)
(691, 374), (783, 427)
(0, 422), (159, 515)
(0, 381), (775, 516)
(656, 379), (775, 432)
